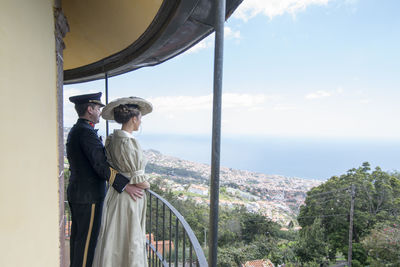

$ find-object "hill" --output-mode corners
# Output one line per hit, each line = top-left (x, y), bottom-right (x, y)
(144, 149), (321, 226)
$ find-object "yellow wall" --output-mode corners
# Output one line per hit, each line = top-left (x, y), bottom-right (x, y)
(0, 1), (60, 266)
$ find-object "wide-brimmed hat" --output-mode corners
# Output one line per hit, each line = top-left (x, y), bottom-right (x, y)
(101, 96), (153, 120)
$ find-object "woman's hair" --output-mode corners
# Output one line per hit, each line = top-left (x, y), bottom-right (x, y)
(113, 104), (141, 124)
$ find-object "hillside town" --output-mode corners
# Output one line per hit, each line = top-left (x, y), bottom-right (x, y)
(144, 149), (322, 226)
(63, 125), (322, 226)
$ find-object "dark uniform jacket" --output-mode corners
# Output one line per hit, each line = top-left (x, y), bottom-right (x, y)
(66, 118), (129, 203)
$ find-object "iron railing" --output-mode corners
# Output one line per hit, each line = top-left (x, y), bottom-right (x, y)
(64, 190), (207, 267)
(146, 189), (207, 267)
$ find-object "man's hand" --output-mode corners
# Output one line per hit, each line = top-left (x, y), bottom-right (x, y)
(124, 184), (144, 201)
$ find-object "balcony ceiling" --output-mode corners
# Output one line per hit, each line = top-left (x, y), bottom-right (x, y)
(63, 0), (242, 84)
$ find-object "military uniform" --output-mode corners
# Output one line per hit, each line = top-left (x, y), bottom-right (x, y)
(66, 93), (130, 267)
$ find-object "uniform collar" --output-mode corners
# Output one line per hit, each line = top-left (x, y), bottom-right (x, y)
(78, 118), (95, 128)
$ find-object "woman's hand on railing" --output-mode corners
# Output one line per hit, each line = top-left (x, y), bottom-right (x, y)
(136, 181), (150, 189)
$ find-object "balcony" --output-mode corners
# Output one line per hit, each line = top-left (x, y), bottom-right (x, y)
(64, 190), (207, 266)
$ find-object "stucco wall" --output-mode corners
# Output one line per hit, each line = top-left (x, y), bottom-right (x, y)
(0, 1), (60, 266)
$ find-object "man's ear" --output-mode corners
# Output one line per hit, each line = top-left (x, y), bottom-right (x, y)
(87, 105), (93, 114)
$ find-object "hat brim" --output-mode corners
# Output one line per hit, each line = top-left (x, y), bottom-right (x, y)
(89, 100), (105, 107)
(101, 97), (153, 120)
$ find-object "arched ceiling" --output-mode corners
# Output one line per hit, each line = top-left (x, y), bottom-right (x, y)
(62, 0), (164, 70)
(63, 0), (243, 84)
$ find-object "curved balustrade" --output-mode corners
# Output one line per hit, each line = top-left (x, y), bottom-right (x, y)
(64, 190), (208, 267)
(146, 189), (208, 267)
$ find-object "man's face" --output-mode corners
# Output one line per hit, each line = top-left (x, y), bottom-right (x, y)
(88, 104), (102, 124)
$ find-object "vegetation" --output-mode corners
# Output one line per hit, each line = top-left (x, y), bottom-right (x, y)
(151, 163), (400, 266)
(64, 168), (70, 200)
(64, 160), (399, 265)
(362, 222), (400, 266)
(146, 163), (207, 183)
(297, 162), (400, 265)
(150, 178), (286, 266)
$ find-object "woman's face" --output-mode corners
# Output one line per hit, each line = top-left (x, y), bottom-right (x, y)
(133, 113), (142, 131)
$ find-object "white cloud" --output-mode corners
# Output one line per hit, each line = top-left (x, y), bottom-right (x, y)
(64, 88), (85, 103)
(304, 87), (345, 100)
(360, 99), (371, 104)
(138, 93), (277, 135)
(224, 26), (241, 40)
(223, 93), (268, 108)
(336, 87), (344, 94)
(187, 26), (241, 54)
(249, 106), (267, 112)
(345, 0), (358, 4)
(62, 89), (400, 139)
(234, 0), (332, 21)
(63, 87), (102, 126)
(305, 90), (332, 99)
(187, 37), (213, 54)
(273, 105), (297, 111)
(147, 93), (270, 112)
(148, 95), (212, 111)
(343, 0), (359, 13)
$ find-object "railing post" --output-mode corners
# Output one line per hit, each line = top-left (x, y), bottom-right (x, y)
(156, 198), (159, 265)
(105, 72), (109, 137)
(149, 194), (153, 266)
(169, 209), (172, 267)
(209, 0), (225, 266)
(183, 233), (186, 266)
(175, 218), (179, 266)
(162, 203), (165, 265)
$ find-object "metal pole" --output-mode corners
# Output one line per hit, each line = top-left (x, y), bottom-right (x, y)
(105, 72), (109, 137)
(348, 184), (355, 267)
(209, 0), (225, 266)
(204, 227), (207, 248)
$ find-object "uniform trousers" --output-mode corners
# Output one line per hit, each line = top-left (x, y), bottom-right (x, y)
(69, 201), (103, 267)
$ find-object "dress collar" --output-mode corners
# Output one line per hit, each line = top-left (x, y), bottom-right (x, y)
(113, 129), (135, 139)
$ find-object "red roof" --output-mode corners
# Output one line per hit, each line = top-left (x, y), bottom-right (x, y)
(242, 259), (274, 267)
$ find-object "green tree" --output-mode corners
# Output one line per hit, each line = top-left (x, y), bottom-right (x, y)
(240, 212), (278, 243)
(362, 222), (400, 266)
(295, 218), (328, 263)
(297, 163), (400, 264)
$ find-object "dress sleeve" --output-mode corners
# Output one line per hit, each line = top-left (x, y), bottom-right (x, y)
(119, 138), (147, 184)
(79, 129), (129, 193)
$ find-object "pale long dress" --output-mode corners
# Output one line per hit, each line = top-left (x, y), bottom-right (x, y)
(92, 129), (148, 267)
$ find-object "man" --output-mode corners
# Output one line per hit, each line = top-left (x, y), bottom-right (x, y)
(66, 92), (143, 267)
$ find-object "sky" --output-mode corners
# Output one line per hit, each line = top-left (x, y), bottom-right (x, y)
(64, 0), (400, 141)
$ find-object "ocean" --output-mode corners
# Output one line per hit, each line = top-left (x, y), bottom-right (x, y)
(133, 133), (400, 181)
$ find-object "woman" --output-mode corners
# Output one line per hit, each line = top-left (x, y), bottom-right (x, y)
(92, 97), (152, 267)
